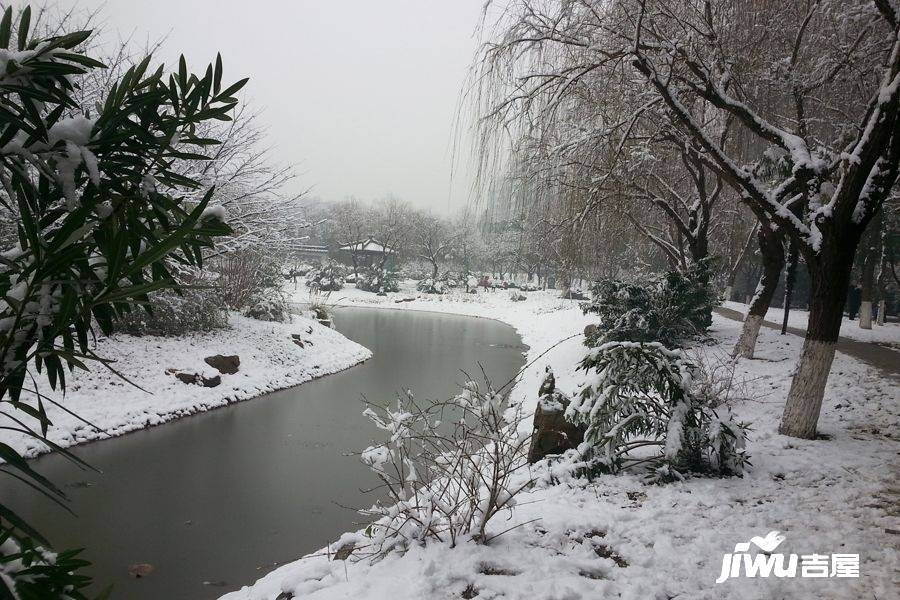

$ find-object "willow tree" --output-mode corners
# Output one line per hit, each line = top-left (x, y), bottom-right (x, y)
(474, 0), (899, 438)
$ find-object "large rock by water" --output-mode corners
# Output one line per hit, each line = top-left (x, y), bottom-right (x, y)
(204, 354), (240, 374)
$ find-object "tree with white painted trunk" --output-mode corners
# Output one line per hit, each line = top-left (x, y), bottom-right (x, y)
(732, 227), (785, 358)
(474, 0), (900, 439)
(625, 0), (900, 439)
(858, 212), (884, 330)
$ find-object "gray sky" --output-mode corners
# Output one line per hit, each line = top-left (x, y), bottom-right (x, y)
(61, 0), (487, 213)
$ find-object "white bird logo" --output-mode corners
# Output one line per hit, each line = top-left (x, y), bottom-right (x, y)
(733, 531), (786, 553)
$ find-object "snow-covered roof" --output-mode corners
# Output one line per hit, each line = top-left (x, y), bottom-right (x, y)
(338, 238), (395, 254)
(297, 244), (329, 254)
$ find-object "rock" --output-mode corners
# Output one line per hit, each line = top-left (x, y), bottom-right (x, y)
(128, 563), (154, 578)
(528, 369), (585, 463)
(538, 366), (555, 396)
(562, 289), (587, 300)
(170, 370), (221, 388)
(275, 593), (294, 600)
(333, 541), (355, 560)
(204, 354), (240, 375)
(291, 334), (305, 348)
(626, 490), (647, 502)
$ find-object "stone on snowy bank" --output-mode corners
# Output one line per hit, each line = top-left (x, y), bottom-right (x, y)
(204, 354), (240, 375)
(527, 368), (585, 463)
(166, 369), (221, 388)
(291, 334), (314, 348)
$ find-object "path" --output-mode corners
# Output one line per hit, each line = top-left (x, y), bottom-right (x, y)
(713, 306), (900, 383)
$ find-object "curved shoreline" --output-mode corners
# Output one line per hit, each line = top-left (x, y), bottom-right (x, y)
(4, 313), (373, 461)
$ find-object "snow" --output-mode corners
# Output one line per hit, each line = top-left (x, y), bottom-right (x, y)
(0, 313), (371, 458)
(201, 205), (228, 222)
(222, 283), (897, 600)
(338, 239), (396, 254)
(47, 115), (96, 147)
(723, 300), (900, 348)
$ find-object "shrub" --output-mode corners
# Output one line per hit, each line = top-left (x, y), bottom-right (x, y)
(417, 277), (448, 294)
(359, 380), (531, 556)
(213, 249), (286, 311)
(243, 295), (289, 322)
(306, 261), (347, 291)
(115, 287), (228, 336)
(396, 260), (432, 280)
(566, 342), (749, 480)
(440, 271), (464, 288)
(0, 6), (240, 592)
(356, 265), (400, 293)
(583, 264), (717, 348)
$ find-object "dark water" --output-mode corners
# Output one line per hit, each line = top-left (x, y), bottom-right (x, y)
(0, 307), (526, 600)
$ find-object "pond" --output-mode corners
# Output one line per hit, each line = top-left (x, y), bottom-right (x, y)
(0, 307), (527, 600)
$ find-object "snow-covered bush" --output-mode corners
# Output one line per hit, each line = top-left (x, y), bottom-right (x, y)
(243, 295), (289, 322)
(115, 287), (228, 336)
(583, 265), (717, 348)
(416, 277), (448, 294)
(305, 261), (347, 291)
(566, 342), (748, 480)
(355, 265), (400, 293)
(359, 380), (531, 557)
(440, 271), (464, 289)
(396, 260), (432, 280)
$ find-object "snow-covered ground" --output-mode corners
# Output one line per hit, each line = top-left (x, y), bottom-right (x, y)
(0, 313), (371, 458)
(223, 283), (898, 600)
(723, 300), (900, 348)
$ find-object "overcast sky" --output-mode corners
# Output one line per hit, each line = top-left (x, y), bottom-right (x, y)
(54, 0), (488, 213)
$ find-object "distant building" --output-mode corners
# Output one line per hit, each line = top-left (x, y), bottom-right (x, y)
(295, 244), (329, 262)
(338, 238), (396, 269)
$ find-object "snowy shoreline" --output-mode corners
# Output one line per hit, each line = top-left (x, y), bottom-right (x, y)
(0, 312), (373, 459)
(222, 282), (898, 600)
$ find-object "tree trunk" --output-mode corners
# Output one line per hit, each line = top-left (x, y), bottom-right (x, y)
(733, 229), (784, 359)
(724, 284), (733, 302)
(859, 212), (883, 330)
(780, 233), (859, 439)
(859, 248), (877, 330)
(781, 239), (798, 335)
(877, 299), (886, 326)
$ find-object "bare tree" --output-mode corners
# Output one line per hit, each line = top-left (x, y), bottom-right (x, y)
(413, 214), (458, 281)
